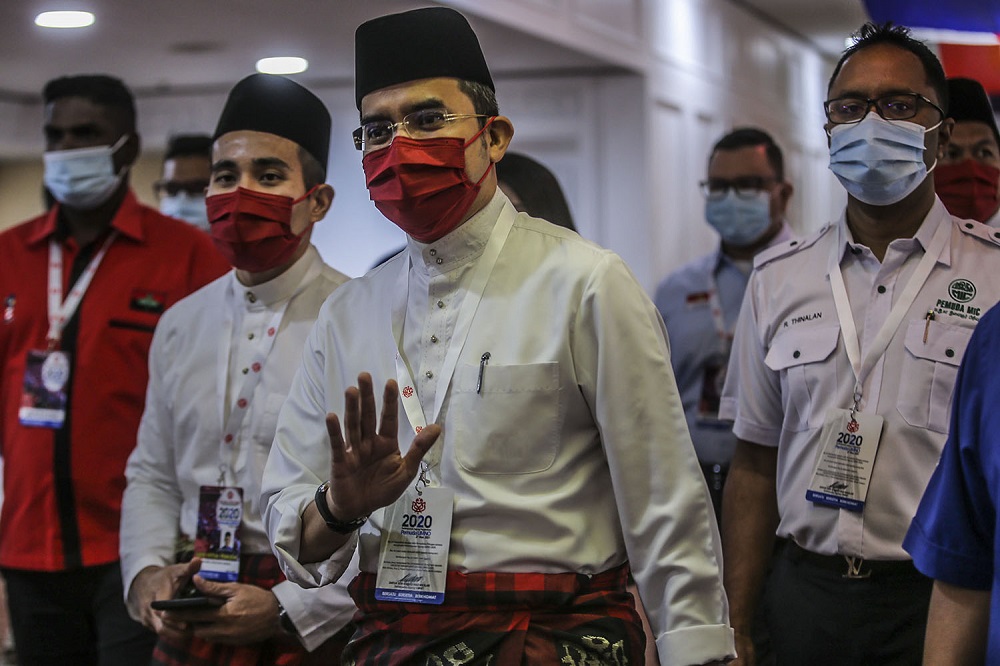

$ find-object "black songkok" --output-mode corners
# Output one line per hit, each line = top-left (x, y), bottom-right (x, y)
(948, 77), (1000, 148)
(214, 74), (331, 176)
(354, 7), (494, 109)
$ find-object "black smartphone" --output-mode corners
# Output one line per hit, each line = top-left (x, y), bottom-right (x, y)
(150, 583), (225, 611)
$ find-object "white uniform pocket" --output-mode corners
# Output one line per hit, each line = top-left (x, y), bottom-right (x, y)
(897, 318), (971, 434)
(765, 324), (841, 432)
(451, 361), (560, 475)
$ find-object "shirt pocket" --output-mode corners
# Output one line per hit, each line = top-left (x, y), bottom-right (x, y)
(897, 318), (971, 434)
(451, 361), (560, 475)
(252, 392), (286, 445)
(765, 324), (841, 432)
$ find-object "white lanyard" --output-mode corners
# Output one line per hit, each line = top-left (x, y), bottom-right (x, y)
(215, 277), (303, 485)
(46, 233), (118, 347)
(829, 219), (949, 410)
(705, 268), (731, 354)
(392, 206), (515, 476)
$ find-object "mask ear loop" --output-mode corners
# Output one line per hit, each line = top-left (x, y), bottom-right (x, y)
(464, 117), (498, 187)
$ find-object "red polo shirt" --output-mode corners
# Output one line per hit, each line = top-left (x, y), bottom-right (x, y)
(0, 190), (229, 571)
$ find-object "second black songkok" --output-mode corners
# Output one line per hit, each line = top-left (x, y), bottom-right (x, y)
(354, 7), (494, 109)
(214, 74), (331, 176)
(948, 78), (1000, 147)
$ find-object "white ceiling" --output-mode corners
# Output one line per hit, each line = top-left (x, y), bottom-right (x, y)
(1, 0), (875, 102)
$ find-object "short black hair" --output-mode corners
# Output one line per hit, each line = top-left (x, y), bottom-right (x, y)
(42, 74), (136, 131)
(297, 146), (326, 190)
(496, 152), (576, 231)
(829, 23), (949, 115)
(710, 127), (785, 181)
(458, 79), (499, 127)
(164, 134), (212, 161)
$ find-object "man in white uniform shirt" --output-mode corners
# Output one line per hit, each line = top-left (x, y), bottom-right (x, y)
(120, 74), (355, 665)
(261, 7), (734, 666)
(720, 23), (1000, 666)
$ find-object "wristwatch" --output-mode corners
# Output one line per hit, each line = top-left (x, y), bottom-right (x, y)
(275, 600), (298, 637)
(315, 481), (368, 534)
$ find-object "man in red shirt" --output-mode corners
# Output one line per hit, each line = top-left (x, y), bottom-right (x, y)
(0, 74), (228, 665)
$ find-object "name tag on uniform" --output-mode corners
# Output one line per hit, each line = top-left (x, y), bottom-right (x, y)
(806, 409), (884, 512)
(375, 486), (454, 605)
(194, 486), (242, 582)
(19, 350), (70, 428)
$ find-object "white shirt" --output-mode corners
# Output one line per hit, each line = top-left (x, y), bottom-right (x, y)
(262, 191), (735, 666)
(120, 246), (356, 651)
(721, 198), (1000, 559)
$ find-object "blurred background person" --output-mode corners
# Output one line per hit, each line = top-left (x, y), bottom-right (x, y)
(496, 151), (576, 231)
(935, 77), (1000, 226)
(155, 134), (212, 231)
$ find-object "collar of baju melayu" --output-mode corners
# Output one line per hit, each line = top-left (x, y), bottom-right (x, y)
(405, 188), (507, 276)
(230, 244), (321, 311)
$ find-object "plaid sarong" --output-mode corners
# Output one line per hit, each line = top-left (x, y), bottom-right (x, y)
(151, 553), (346, 666)
(343, 563), (644, 665)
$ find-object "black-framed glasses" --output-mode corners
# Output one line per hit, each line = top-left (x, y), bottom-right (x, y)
(353, 109), (489, 151)
(823, 93), (944, 125)
(699, 177), (776, 200)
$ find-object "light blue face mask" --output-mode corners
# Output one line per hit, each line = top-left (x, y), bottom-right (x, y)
(828, 112), (940, 206)
(160, 192), (209, 231)
(704, 190), (773, 247)
(43, 135), (129, 210)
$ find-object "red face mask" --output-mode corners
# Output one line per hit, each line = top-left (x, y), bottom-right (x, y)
(362, 119), (495, 243)
(934, 159), (1000, 223)
(207, 186), (315, 272)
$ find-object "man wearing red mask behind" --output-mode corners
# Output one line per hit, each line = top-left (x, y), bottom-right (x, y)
(261, 8), (733, 666)
(120, 74), (356, 666)
(935, 77), (1000, 226)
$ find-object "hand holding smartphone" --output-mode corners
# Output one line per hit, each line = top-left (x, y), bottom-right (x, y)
(150, 583), (225, 611)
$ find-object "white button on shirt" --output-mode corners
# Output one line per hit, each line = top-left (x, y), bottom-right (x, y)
(721, 198), (1000, 559)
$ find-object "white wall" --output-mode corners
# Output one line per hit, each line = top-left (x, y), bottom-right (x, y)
(0, 0), (849, 291)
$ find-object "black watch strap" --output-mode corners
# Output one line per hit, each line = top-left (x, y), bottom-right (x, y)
(276, 601), (298, 637)
(315, 481), (368, 534)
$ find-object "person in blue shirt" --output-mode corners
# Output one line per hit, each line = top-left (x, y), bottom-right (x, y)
(904, 301), (1000, 664)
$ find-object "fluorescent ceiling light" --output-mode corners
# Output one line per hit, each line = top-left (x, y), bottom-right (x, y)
(35, 11), (95, 28)
(256, 57), (309, 75)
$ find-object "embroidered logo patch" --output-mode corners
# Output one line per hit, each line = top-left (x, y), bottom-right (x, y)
(129, 289), (166, 313)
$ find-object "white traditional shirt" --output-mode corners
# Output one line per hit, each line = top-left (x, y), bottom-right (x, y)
(262, 191), (735, 666)
(655, 224), (795, 465)
(120, 245), (356, 651)
(721, 198), (1000, 559)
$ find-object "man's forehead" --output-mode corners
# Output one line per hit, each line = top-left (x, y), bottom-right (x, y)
(708, 145), (773, 176)
(952, 121), (999, 146)
(44, 95), (114, 125)
(360, 77), (468, 115)
(830, 44), (935, 100)
(213, 130), (301, 162)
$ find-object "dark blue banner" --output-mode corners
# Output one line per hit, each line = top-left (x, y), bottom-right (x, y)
(863, 0), (1000, 33)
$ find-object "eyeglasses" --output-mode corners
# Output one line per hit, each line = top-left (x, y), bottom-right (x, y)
(153, 179), (209, 197)
(700, 177), (776, 200)
(823, 93), (943, 125)
(353, 109), (489, 151)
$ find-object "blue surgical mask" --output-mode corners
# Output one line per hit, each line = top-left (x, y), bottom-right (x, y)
(828, 112), (940, 206)
(160, 192), (209, 231)
(43, 135), (129, 210)
(705, 190), (773, 247)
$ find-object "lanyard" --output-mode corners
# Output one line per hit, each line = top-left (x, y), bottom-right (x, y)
(829, 219), (948, 411)
(392, 205), (515, 479)
(214, 264), (317, 485)
(46, 233), (118, 347)
(705, 268), (731, 355)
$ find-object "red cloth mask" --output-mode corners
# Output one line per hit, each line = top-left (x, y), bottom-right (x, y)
(362, 119), (495, 242)
(207, 186), (316, 272)
(934, 159), (1000, 223)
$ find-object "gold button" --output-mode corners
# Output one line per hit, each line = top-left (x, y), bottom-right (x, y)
(242, 368), (249, 374)
(430, 335), (438, 343)
(437, 300), (445, 308)
(248, 332), (255, 340)
(246, 292), (257, 303)
(425, 371), (433, 378)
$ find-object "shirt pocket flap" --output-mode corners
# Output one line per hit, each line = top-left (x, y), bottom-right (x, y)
(903, 318), (972, 367)
(764, 324), (840, 372)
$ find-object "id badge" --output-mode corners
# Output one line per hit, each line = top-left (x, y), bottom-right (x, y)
(194, 486), (243, 582)
(695, 352), (728, 426)
(805, 409), (884, 512)
(375, 486), (454, 604)
(19, 350), (71, 428)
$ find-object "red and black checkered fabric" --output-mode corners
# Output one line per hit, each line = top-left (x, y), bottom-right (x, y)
(151, 553), (312, 666)
(343, 563), (644, 665)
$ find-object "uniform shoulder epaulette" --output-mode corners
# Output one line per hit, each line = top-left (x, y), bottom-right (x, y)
(753, 223), (833, 269)
(954, 217), (1000, 248)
